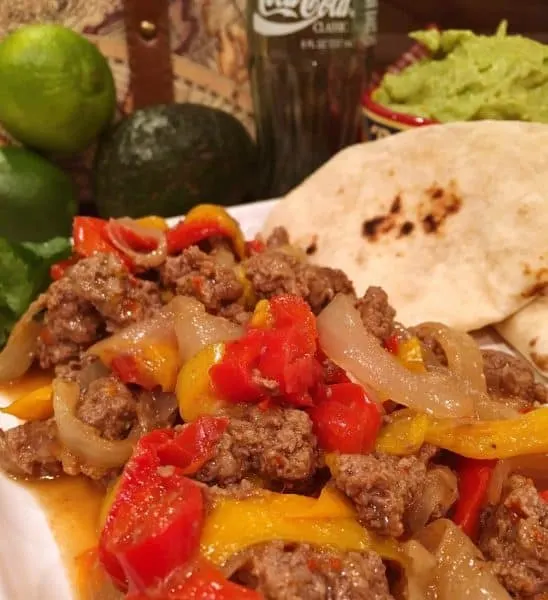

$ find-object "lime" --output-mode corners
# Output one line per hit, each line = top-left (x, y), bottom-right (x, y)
(0, 147), (77, 242)
(0, 24), (116, 154)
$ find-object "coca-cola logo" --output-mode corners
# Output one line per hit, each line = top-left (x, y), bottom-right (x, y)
(253, 0), (353, 36)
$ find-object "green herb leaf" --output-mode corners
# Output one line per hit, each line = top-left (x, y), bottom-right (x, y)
(0, 237), (71, 347)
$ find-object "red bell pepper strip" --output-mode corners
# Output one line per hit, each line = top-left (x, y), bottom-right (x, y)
(72, 217), (133, 269)
(155, 416), (229, 475)
(126, 557), (262, 600)
(99, 424), (229, 590)
(166, 205), (246, 258)
(539, 490), (548, 502)
(50, 255), (79, 280)
(106, 220), (160, 253)
(308, 382), (382, 454)
(452, 458), (496, 539)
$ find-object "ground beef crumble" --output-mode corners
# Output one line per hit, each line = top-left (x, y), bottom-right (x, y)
(37, 253), (161, 368)
(331, 452), (430, 538)
(229, 541), (394, 600)
(481, 349), (546, 408)
(196, 406), (319, 487)
(479, 475), (548, 597)
(244, 249), (354, 314)
(355, 287), (396, 342)
(161, 246), (243, 313)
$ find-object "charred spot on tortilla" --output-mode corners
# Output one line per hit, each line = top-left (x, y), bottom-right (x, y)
(521, 267), (548, 298)
(390, 195), (402, 214)
(362, 215), (396, 240)
(398, 221), (415, 238)
(305, 236), (318, 255)
(419, 181), (463, 234)
(531, 351), (548, 372)
(529, 337), (539, 348)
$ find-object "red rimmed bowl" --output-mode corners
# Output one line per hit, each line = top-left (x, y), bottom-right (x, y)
(362, 87), (438, 140)
(363, 25), (439, 140)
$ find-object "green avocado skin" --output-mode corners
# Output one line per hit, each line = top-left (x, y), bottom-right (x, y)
(93, 103), (258, 218)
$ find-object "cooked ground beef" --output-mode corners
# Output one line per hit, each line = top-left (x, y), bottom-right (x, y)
(0, 419), (62, 478)
(135, 390), (178, 432)
(265, 227), (290, 249)
(411, 325), (448, 366)
(244, 250), (354, 314)
(229, 542), (394, 600)
(479, 475), (548, 597)
(331, 453), (430, 537)
(356, 287), (396, 342)
(197, 406), (318, 487)
(38, 254), (161, 368)
(161, 246), (243, 313)
(482, 349), (546, 407)
(76, 375), (137, 441)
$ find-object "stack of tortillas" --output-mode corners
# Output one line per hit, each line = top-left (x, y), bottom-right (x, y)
(262, 121), (548, 377)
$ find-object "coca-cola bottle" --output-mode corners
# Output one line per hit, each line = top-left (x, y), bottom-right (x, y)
(247, 0), (378, 197)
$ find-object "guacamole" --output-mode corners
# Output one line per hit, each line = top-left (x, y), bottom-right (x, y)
(373, 21), (548, 123)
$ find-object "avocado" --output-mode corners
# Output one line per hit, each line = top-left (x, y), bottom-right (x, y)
(93, 103), (257, 218)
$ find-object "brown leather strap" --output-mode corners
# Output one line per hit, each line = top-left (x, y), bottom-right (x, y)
(123, 0), (174, 109)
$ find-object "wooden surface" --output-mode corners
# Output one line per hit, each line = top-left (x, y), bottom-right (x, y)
(376, 0), (548, 69)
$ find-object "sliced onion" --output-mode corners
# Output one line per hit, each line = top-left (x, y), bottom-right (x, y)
(52, 379), (134, 468)
(106, 217), (167, 269)
(87, 302), (178, 362)
(0, 296), (45, 381)
(171, 296), (243, 363)
(317, 295), (476, 418)
(487, 454), (548, 504)
(412, 519), (512, 600)
(417, 323), (519, 420)
(406, 466), (458, 533)
(417, 323), (487, 394)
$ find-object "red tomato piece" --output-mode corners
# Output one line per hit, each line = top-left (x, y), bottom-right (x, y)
(99, 430), (205, 591)
(540, 490), (548, 502)
(126, 558), (261, 600)
(156, 416), (229, 475)
(245, 239), (266, 256)
(269, 295), (317, 354)
(308, 383), (382, 454)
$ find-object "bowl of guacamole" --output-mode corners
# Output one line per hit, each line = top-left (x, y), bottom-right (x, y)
(363, 21), (548, 140)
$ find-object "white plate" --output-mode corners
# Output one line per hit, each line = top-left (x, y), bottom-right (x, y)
(0, 199), (276, 600)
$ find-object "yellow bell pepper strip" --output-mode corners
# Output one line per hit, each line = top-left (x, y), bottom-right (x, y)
(166, 204), (246, 259)
(177, 343), (227, 422)
(1, 384), (53, 421)
(425, 408), (548, 459)
(200, 486), (405, 566)
(376, 407), (548, 460)
(396, 338), (426, 373)
(101, 343), (180, 393)
(375, 409), (430, 456)
(235, 265), (257, 310)
(248, 298), (273, 329)
(98, 477), (122, 531)
(134, 216), (169, 232)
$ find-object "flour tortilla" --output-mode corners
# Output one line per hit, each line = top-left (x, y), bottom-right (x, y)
(262, 121), (548, 332)
(496, 297), (548, 377)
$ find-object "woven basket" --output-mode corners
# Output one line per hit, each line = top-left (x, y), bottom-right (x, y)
(0, 0), (253, 208)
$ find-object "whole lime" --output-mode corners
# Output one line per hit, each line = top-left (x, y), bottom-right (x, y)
(0, 147), (77, 242)
(0, 24), (116, 154)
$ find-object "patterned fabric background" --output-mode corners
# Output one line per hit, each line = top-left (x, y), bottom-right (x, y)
(0, 0), (253, 206)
